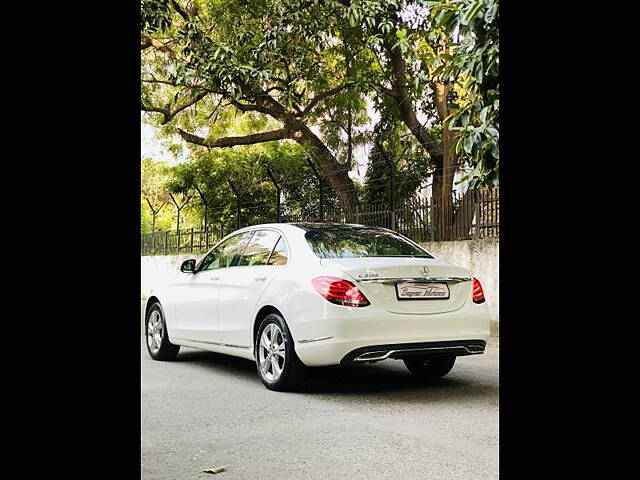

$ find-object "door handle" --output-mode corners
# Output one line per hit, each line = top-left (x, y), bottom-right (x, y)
(209, 276), (220, 281)
(254, 276), (267, 282)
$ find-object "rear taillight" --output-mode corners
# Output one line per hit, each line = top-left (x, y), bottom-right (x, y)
(311, 276), (370, 307)
(472, 277), (485, 304)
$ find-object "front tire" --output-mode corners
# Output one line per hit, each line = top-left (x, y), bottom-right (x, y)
(255, 313), (306, 391)
(404, 355), (456, 380)
(145, 302), (180, 361)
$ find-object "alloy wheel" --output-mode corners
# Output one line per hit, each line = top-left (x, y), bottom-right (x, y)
(258, 323), (286, 382)
(147, 310), (164, 354)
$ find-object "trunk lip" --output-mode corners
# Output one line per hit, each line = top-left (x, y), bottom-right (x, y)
(357, 276), (471, 284)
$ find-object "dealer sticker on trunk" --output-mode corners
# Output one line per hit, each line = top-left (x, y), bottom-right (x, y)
(395, 282), (450, 300)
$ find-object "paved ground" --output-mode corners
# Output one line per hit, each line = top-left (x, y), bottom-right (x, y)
(141, 334), (499, 480)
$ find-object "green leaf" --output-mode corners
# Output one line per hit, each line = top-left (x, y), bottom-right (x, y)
(464, 135), (473, 154)
(479, 106), (490, 123)
(486, 127), (499, 140)
(485, 3), (498, 24)
(465, 1), (484, 25)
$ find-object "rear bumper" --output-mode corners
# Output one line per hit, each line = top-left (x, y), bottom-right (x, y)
(290, 301), (491, 366)
(340, 339), (486, 364)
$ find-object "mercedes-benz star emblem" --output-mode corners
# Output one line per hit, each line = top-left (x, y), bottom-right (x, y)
(420, 266), (430, 278)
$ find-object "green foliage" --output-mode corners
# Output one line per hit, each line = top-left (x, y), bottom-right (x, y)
(427, 0), (500, 186)
(364, 106), (431, 206)
(155, 141), (340, 232)
(331, 0), (499, 186)
(141, 0), (172, 32)
(142, 0), (370, 121)
(140, 0), (500, 231)
(141, 157), (173, 232)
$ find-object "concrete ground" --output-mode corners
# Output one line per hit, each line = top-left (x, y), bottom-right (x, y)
(141, 331), (499, 480)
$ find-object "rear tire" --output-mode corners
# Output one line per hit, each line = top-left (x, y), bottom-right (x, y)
(255, 313), (307, 391)
(145, 302), (180, 361)
(404, 355), (456, 380)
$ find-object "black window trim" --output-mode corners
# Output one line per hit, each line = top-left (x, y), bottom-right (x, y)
(265, 234), (289, 266)
(242, 229), (290, 267)
(196, 227), (290, 271)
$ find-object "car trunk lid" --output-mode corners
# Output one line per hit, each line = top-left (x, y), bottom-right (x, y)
(320, 257), (472, 314)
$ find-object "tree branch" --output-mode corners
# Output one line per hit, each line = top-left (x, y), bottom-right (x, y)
(171, 0), (190, 21)
(141, 90), (210, 125)
(229, 98), (278, 116)
(141, 102), (169, 117)
(141, 35), (177, 58)
(177, 128), (289, 148)
(384, 37), (443, 158)
(141, 36), (152, 50)
(299, 84), (350, 116)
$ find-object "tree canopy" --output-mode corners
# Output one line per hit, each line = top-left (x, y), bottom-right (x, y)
(141, 0), (499, 233)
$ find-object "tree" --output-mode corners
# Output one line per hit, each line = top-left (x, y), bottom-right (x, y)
(141, 157), (172, 233)
(364, 104), (430, 209)
(141, 0), (373, 211)
(162, 140), (340, 232)
(330, 0), (499, 237)
(140, 1), (499, 239)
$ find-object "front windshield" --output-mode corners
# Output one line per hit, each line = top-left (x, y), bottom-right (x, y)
(305, 227), (433, 259)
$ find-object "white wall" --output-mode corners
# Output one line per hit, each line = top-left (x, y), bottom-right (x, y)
(419, 239), (499, 334)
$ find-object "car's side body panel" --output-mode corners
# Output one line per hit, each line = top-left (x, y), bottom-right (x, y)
(216, 264), (277, 348)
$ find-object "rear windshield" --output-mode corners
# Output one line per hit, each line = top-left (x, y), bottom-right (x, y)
(305, 228), (433, 259)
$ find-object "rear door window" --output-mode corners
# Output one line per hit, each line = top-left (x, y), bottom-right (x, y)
(235, 230), (281, 267)
(267, 236), (289, 266)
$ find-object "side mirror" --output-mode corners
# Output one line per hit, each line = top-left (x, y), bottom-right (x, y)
(180, 259), (196, 273)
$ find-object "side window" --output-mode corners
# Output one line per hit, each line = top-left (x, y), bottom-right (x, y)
(236, 230), (281, 267)
(199, 233), (247, 271)
(267, 236), (289, 266)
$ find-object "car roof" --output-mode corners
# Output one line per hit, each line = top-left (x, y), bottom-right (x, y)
(287, 222), (388, 232)
(227, 222), (391, 236)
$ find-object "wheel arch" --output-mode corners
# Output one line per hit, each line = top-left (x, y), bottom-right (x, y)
(253, 305), (285, 347)
(145, 296), (161, 317)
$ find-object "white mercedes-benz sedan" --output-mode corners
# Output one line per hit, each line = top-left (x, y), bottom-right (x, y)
(144, 223), (491, 391)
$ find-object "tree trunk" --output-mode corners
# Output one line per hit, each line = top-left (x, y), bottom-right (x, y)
(289, 121), (360, 212)
(434, 80), (457, 240)
(452, 188), (478, 239)
(429, 160), (443, 240)
(385, 36), (475, 240)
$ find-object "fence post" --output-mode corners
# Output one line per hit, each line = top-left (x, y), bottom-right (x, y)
(164, 231), (168, 255)
(190, 227), (194, 253)
(151, 220), (155, 253)
(145, 198), (167, 255)
(194, 185), (210, 232)
(304, 157), (324, 221)
(228, 180), (241, 229)
(169, 192), (192, 253)
(266, 167), (282, 223)
(474, 190), (481, 240)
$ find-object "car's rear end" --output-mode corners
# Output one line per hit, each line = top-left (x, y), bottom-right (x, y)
(286, 224), (491, 367)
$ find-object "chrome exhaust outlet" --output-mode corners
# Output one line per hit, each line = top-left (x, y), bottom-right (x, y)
(465, 345), (485, 354)
(353, 344), (485, 363)
(354, 350), (391, 362)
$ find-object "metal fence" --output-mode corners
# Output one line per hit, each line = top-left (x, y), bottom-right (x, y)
(141, 188), (499, 256)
